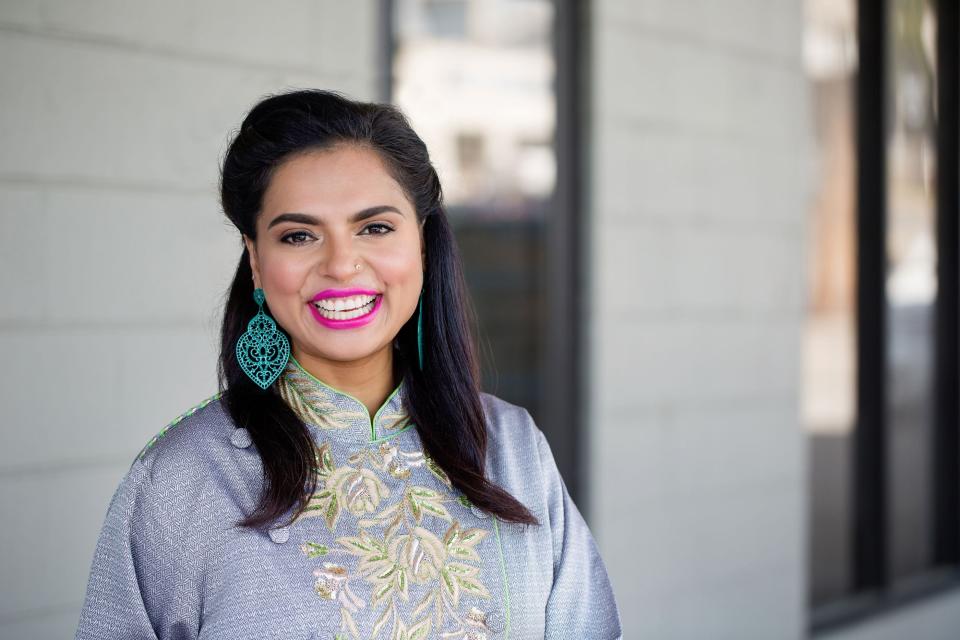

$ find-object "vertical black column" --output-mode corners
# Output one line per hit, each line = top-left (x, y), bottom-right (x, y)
(854, 0), (888, 591)
(933, 0), (960, 567)
(545, 0), (586, 508)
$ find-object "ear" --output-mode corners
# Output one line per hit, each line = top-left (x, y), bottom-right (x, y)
(243, 235), (261, 289)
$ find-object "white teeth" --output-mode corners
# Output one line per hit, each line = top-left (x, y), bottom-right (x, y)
(315, 294), (376, 313)
(314, 296), (378, 321)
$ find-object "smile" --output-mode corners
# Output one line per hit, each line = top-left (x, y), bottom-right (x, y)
(308, 292), (383, 329)
(313, 294), (378, 318)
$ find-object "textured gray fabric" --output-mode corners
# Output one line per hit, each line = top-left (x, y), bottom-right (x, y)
(76, 362), (621, 639)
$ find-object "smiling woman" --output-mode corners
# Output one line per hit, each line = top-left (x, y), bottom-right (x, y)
(74, 89), (621, 639)
(244, 148), (424, 370)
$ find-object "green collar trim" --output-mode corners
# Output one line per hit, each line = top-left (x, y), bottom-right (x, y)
(279, 356), (412, 443)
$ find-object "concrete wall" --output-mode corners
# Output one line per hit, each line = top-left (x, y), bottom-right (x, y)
(0, 2), (378, 636)
(585, 1), (812, 637)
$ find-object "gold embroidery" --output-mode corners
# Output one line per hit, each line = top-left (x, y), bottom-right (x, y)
(277, 359), (495, 638)
(297, 440), (492, 638)
(379, 410), (413, 432)
(278, 367), (369, 430)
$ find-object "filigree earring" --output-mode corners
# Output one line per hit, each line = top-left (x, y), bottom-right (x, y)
(236, 288), (291, 389)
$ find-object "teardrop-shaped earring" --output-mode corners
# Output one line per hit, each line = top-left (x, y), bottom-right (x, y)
(236, 288), (291, 389)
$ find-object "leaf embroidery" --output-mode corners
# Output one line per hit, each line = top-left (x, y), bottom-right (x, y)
(278, 359), (496, 637)
(379, 410), (413, 432)
(278, 368), (369, 430)
(296, 439), (493, 637)
(425, 455), (452, 489)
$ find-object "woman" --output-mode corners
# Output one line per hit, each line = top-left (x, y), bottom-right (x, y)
(76, 89), (621, 639)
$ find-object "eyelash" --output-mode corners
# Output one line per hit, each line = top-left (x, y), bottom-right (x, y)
(280, 224), (394, 245)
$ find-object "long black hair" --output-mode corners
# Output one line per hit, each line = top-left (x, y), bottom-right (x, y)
(218, 88), (538, 529)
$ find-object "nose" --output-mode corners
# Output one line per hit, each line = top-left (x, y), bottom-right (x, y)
(321, 232), (361, 281)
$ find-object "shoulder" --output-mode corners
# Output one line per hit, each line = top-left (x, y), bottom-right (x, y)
(478, 391), (551, 507)
(88, 396), (235, 619)
(113, 393), (254, 543)
(478, 390), (543, 449)
(133, 392), (238, 485)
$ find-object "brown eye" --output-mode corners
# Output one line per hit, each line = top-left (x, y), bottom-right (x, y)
(281, 231), (314, 245)
(361, 223), (394, 236)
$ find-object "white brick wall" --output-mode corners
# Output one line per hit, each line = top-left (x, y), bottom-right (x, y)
(587, 1), (811, 637)
(0, 3), (378, 636)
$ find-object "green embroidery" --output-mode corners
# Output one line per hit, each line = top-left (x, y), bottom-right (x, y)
(283, 356), (404, 440)
(301, 542), (330, 558)
(279, 369), (368, 431)
(138, 392), (223, 459)
(277, 357), (505, 638)
(494, 517), (512, 638)
(425, 456), (453, 488)
(296, 439), (496, 638)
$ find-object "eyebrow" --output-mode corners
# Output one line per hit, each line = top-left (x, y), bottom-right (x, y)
(267, 206), (404, 229)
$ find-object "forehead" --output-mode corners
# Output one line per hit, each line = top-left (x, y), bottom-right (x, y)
(261, 145), (410, 219)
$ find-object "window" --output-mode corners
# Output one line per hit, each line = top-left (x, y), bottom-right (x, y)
(803, 0), (858, 607)
(804, 0), (960, 630)
(387, 0), (586, 500)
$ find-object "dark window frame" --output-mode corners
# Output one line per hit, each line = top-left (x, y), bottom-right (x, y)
(811, 0), (960, 632)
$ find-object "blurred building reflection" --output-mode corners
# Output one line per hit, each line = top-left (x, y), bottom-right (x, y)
(803, 0), (858, 606)
(804, 0), (946, 612)
(393, 0), (555, 426)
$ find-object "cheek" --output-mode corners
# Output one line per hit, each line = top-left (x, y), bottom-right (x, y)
(375, 245), (423, 288)
(259, 253), (311, 295)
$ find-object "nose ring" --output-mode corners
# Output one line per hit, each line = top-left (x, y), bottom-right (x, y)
(355, 263), (361, 271)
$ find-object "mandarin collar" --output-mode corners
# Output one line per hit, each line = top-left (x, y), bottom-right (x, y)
(277, 356), (413, 444)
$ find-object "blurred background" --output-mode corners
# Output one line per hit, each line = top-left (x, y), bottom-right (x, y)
(1, 0), (958, 638)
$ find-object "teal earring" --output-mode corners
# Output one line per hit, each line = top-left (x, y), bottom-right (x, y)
(417, 289), (424, 371)
(236, 287), (291, 389)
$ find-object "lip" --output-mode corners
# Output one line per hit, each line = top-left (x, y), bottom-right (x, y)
(308, 293), (383, 330)
(310, 288), (381, 302)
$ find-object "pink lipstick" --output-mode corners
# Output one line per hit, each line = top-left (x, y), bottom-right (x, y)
(311, 288), (380, 301)
(308, 288), (382, 330)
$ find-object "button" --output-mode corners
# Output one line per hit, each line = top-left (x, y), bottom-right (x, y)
(230, 428), (252, 449)
(470, 504), (489, 519)
(486, 610), (505, 633)
(268, 526), (289, 544)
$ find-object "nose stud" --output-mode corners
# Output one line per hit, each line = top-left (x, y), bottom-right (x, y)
(355, 264), (361, 271)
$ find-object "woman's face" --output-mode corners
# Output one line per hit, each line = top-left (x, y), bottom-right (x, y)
(244, 144), (425, 368)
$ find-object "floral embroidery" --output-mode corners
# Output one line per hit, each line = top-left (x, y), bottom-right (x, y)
(276, 358), (497, 639)
(464, 606), (494, 640)
(296, 441), (492, 639)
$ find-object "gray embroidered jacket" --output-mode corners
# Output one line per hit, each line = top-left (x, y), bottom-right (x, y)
(75, 358), (622, 639)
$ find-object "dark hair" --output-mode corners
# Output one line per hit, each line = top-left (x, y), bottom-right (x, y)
(218, 88), (537, 529)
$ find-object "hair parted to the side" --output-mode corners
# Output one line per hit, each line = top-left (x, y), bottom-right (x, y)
(218, 88), (538, 530)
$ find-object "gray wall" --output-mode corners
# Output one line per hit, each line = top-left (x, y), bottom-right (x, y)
(585, 1), (812, 637)
(0, 2), (379, 636)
